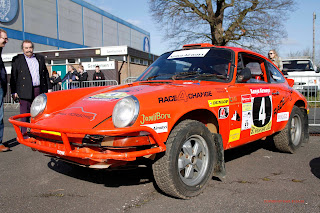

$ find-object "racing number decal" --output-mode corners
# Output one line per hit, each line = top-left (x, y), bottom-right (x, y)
(251, 96), (272, 135)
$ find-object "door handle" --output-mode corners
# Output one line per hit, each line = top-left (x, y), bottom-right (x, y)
(272, 91), (279, 95)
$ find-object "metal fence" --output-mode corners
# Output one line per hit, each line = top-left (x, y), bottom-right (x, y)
(122, 77), (137, 84)
(52, 80), (118, 91)
(285, 75), (320, 133)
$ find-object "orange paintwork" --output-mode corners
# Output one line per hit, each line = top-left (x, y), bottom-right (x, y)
(9, 44), (308, 167)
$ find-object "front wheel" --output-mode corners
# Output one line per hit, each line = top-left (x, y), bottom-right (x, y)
(152, 120), (216, 199)
(273, 106), (305, 153)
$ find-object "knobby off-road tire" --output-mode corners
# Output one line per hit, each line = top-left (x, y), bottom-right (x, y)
(273, 106), (305, 153)
(152, 120), (216, 199)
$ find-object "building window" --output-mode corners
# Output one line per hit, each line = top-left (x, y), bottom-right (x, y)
(93, 57), (108, 62)
(67, 59), (76, 63)
(52, 59), (67, 64)
(80, 58), (91, 62)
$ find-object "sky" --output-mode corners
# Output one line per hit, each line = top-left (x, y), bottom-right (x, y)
(85, 0), (320, 58)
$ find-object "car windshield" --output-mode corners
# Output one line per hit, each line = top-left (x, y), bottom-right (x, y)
(136, 48), (234, 82)
(282, 60), (314, 72)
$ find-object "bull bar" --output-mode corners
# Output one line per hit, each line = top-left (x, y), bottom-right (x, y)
(9, 113), (166, 161)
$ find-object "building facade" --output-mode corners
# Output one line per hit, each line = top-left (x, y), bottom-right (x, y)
(0, 0), (151, 54)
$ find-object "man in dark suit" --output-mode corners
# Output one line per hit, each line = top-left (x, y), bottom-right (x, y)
(0, 28), (9, 152)
(10, 40), (52, 136)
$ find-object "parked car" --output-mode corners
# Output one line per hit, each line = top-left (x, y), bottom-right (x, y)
(9, 43), (309, 199)
(282, 58), (320, 95)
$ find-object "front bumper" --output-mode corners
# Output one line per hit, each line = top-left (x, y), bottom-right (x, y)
(9, 113), (166, 162)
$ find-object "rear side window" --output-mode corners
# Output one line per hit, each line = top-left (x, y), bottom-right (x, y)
(266, 62), (285, 83)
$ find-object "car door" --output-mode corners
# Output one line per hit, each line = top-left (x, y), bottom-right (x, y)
(227, 53), (284, 148)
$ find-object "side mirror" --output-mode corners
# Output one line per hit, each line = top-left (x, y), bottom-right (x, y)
(286, 78), (294, 87)
(316, 67), (320, 73)
(236, 67), (252, 82)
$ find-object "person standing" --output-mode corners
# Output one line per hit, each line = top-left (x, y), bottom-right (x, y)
(10, 40), (52, 136)
(50, 71), (62, 91)
(75, 65), (88, 87)
(268, 50), (283, 71)
(0, 29), (9, 152)
(92, 65), (105, 86)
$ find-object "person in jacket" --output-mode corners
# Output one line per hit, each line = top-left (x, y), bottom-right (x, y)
(92, 65), (105, 86)
(0, 29), (9, 152)
(50, 71), (62, 91)
(10, 40), (52, 136)
(75, 65), (88, 87)
(61, 65), (78, 89)
(268, 50), (283, 71)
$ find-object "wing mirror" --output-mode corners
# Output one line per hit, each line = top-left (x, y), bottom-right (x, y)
(316, 67), (320, 73)
(236, 68), (252, 82)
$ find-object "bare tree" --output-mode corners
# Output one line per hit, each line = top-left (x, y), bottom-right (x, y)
(149, 0), (295, 50)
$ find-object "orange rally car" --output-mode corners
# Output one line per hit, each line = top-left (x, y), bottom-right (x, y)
(9, 43), (309, 199)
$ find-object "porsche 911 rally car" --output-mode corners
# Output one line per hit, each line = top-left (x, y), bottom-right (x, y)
(9, 43), (309, 199)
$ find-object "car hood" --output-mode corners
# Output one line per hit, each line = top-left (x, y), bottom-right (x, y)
(35, 81), (218, 129)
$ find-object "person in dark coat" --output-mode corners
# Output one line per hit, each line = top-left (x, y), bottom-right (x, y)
(50, 71), (62, 91)
(92, 65), (105, 86)
(61, 65), (78, 89)
(10, 40), (52, 136)
(75, 65), (88, 87)
(0, 29), (9, 152)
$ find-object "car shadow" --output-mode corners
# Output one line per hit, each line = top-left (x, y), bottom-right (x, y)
(309, 157), (320, 179)
(47, 138), (281, 190)
(224, 137), (279, 163)
(47, 158), (154, 187)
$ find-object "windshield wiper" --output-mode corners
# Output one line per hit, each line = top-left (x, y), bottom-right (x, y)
(146, 73), (173, 80)
(195, 73), (227, 80)
(172, 71), (200, 80)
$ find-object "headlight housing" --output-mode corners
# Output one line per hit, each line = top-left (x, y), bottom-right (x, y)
(30, 94), (47, 118)
(112, 96), (139, 128)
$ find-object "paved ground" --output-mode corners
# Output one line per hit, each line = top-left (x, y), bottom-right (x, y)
(0, 107), (319, 213)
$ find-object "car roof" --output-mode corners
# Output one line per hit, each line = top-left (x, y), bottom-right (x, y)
(168, 43), (270, 61)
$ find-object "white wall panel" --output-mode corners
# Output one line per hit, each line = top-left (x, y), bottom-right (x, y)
(83, 8), (102, 47)
(102, 17), (118, 46)
(24, 0), (57, 38)
(58, 0), (83, 44)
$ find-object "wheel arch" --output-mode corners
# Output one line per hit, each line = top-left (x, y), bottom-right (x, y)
(174, 109), (219, 134)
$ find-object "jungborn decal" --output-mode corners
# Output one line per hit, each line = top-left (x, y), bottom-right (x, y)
(140, 112), (171, 125)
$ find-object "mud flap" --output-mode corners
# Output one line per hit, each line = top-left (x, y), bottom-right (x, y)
(303, 109), (309, 143)
(212, 133), (226, 180)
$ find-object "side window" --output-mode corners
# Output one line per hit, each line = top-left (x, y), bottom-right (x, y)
(237, 53), (266, 83)
(266, 62), (285, 83)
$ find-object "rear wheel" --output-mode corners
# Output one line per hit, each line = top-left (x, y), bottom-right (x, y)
(273, 106), (304, 153)
(152, 120), (216, 199)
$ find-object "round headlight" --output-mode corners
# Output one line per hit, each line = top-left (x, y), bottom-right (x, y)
(30, 94), (47, 118)
(112, 96), (139, 128)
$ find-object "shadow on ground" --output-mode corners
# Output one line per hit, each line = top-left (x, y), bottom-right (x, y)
(48, 158), (154, 187)
(310, 157), (320, 179)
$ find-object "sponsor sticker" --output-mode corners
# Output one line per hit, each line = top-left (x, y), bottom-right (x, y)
(140, 112), (171, 125)
(208, 98), (229, 107)
(142, 122), (168, 133)
(250, 121), (272, 135)
(167, 49), (210, 59)
(277, 112), (289, 122)
(229, 128), (241, 142)
(88, 92), (129, 101)
(218, 107), (229, 119)
(158, 90), (212, 103)
(241, 94), (252, 103)
(241, 96), (252, 130)
(250, 88), (271, 97)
